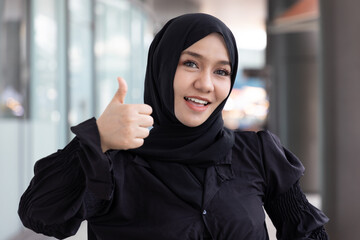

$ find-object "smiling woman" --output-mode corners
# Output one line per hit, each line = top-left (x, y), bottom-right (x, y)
(174, 33), (231, 127)
(18, 13), (328, 240)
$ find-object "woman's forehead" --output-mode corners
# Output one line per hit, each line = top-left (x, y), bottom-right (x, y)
(181, 33), (231, 63)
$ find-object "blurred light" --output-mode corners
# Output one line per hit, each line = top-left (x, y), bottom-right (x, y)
(68, 109), (77, 125)
(144, 32), (154, 48)
(98, 0), (130, 11)
(34, 15), (56, 51)
(51, 111), (60, 122)
(224, 97), (234, 111)
(5, 98), (24, 116)
(69, 46), (82, 70)
(47, 88), (58, 100)
(69, 0), (83, 11)
(95, 36), (130, 57)
(234, 29), (267, 50)
(1, 86), (24, 117)
(223, 86), (269, 130)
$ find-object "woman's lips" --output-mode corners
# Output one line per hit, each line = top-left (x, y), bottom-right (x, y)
(184, 96), (211, 112)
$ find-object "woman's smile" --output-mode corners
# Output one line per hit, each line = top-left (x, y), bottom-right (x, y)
(184, 96), (211, 111)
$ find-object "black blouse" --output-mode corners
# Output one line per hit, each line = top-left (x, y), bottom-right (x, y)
(18, 118), (329, 239)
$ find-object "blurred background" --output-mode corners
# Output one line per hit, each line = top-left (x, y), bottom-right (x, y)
(1, 0), (359, 239)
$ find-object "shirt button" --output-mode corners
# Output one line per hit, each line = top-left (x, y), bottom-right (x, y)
(202, 210), (207, 215)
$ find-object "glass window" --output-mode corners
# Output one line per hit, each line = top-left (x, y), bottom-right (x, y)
(0, 1), (3, 96)
(68, 0), (94, 129)
(30, 0), (67, 159)
(95, 0), (153, 115)
(129, 7), (148, 104)
(0, 1), (32, 238)
(95, 0), (130, 115)
(0, 2), (3, 113)
(0, 0), (25, 119)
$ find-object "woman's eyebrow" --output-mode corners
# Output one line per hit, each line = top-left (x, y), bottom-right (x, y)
(182, 50), (231, 66)
(182, 50), (202, 59)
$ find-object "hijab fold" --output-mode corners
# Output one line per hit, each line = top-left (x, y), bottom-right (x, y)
(131, 13), (238, 167)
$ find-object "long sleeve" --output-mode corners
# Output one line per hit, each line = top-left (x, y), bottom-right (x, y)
(257, 130), (329, 239)
(264, 182), (329, 239)
(18, 118), (114, 239)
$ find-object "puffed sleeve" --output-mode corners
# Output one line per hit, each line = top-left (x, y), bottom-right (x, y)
(18, 118), (114, 239)
(257, 130), (329, 239)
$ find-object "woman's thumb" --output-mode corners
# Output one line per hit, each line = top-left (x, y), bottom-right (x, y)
(114, 77), (128, 104)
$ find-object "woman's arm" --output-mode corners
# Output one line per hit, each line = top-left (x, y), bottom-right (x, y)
(18, 119), (114, 239)
(264, 181), (329, 239)
(257, 130), (329, 239)
(18, 77), (153, 238)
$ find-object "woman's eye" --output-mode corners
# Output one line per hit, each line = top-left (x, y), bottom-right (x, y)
(184, 61), (198, 68)
(215, 69), (231, 76)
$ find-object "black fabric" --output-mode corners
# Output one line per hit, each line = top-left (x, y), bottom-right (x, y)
(130, 13), (238, 166)
(148, 161), (204, 209)
(309, 227), (328, 239)
(264, 181), (329, 239)
(188, 165), (207, 185)
(18, 118), (329, 239)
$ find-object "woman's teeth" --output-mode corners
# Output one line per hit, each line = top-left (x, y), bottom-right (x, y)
(184, 97), (209, 105)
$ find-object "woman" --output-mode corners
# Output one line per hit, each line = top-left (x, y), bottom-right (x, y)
(18, 13), (329, 239)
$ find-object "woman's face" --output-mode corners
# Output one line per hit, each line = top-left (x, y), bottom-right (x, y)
(173, 33), (232, 127)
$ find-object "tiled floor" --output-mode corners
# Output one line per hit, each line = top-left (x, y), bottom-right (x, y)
(11, 194), (321, 240)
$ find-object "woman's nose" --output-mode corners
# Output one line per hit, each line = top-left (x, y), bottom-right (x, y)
(194, 70), (214, 93)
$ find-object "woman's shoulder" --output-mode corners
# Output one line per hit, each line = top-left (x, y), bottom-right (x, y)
(231, 128), (305, 197)
(230, 129), (263, 168)
(232, 128), (262, 151)
(231, 128), (281, 150)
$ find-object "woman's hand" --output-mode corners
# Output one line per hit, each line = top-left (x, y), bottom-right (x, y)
(96, 77), (153, 152)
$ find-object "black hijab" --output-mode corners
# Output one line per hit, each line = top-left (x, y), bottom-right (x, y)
(132, 13), (238, 167)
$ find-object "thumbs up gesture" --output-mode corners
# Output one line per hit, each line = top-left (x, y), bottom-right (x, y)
(96, 77), (153, 152)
